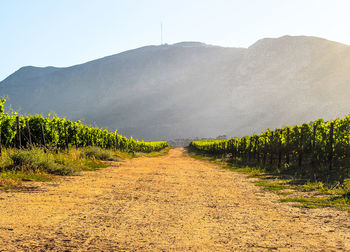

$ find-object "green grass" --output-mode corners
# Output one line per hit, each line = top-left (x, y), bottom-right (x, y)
(81, 159), (108, 171)
(0, 147), (118, 189)
(5, 148), (76, 176)
(255, 180), (288, 192)
(187, 151), (225, 164)
(277, 191), (293, 196)
(291, 204), (320, 209)
(116, 147), (171, 159)
(254, 177), (350, 211)
(81, 147), (118, 161)
(0, 170), (52, 182)
(280, 196), (350, 211)
(141, 146), (171, 157)
(0, 170), (53, 189)
(0, 146), (170, 190)
(227, 166), (266, 176)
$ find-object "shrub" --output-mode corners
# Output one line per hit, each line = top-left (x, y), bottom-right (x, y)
(7, 148), (75, 176)
(81, 147), (116, 161)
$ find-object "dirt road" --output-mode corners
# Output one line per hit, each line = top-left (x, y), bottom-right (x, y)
(0, 148), (349, 251)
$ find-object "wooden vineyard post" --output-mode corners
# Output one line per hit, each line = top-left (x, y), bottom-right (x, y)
(50, 125), (54, 148)
(57, 124), (61, 153)
(311, 124), (317, 178)
(41, 124), (47, 153)
(233, 142), (237, 161)
(51, 125), (58, 154)
(256, 136), (260, 163)
(51, 125), (54, 140)
(74, 126), (78, 150)
(298, 127), (303, 168)
(237, 141), (241, 159)
(107, 136), (110, 149)
(252, 138), (255, 160)
(312, 124), (316, 150)
(234, 142), (238, 161)
(55, 128), (59, 154)
(253, 137), (257, 162)
(26, 120), (32, 149)
(16, 116), (21, 148)
(242, 138), (246, 161)
(278, 129), (282, 170)
(263, 134), (267, 166)
(231, 141), (235, 160)
(286, 128), (290, 165)
(115, 134), (119, 150)
(222, 142), (226, 158)
(64, 124), (69, 154)
(83, 131), (86, 147)
(329, 122), (334, 171)
(232, 141), (236, 160)
(270, 132), (274, 166)
(247, 139), (250, 161)
(86, 131), (89, 147)
(87, 131), (89, 147)
(112, 136), (115, 151)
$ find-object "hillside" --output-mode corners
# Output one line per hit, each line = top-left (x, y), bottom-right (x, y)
(1, 36), (350, 140)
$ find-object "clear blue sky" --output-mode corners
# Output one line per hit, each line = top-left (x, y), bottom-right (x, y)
(1, 0), (350, 81)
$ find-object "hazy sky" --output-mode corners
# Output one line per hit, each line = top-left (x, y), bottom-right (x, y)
(1, 0), (350, 81)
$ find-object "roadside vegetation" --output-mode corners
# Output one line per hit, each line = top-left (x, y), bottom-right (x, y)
(116, 146), (171, 159)
(0, 98), (170, 190)
(187, 148), (350, 214)
(0, 146), (172, 190)
(0, 147), (109, 189)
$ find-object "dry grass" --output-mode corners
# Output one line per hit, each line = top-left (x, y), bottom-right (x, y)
(0, 148), (109, 189)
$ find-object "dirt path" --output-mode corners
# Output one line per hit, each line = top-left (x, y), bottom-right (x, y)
(0, 148), (349, 251)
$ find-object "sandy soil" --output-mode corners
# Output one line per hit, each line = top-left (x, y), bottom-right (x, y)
(0, 148), (349, 251)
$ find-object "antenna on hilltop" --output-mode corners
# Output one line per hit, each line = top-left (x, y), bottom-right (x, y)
(161, 22), (163, 45)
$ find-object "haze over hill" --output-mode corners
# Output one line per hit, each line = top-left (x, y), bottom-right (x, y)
(1, 35), (350, 140)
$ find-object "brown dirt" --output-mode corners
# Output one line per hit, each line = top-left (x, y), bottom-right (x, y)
(0, 148), (349, 251)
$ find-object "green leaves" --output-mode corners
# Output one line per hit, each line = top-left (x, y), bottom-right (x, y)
(190, 116), (350, 182)
(0, 97), (6, 114)
(0, 109), (168, 153)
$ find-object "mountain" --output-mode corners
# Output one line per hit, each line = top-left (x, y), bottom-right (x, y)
(1, 35), (350, 141)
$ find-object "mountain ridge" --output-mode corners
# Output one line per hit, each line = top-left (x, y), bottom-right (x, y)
(4, 35), (348, 82)
(1, 35), (350, 140)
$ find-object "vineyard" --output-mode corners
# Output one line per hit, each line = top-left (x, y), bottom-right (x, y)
(0, 98), (168, 154)
(190, 116), (350, 182)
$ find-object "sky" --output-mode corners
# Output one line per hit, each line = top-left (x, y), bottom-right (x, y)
(1, 0), (350, 81)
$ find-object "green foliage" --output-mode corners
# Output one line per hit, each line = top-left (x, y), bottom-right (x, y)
(6, 148), (75, 176)
(190, 116), (350, 183)
(280, 196), (350, 211)
(0, 170), (51, 182)
(255, 180), (288, 192)
(0, 97), (5, 114)
(0, 99), (169, 153)
(81, 147), (117, 161)
(0, 148), (112, 188)
(83, 159), (108, 170)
